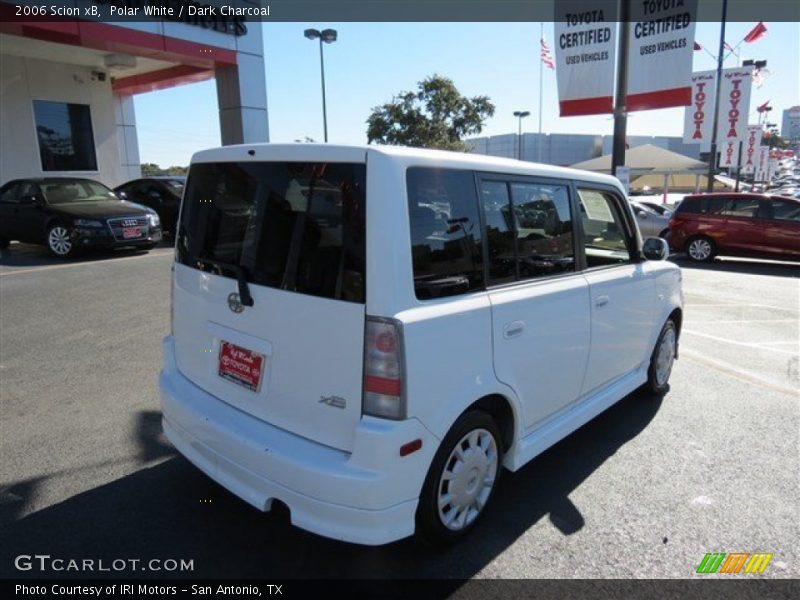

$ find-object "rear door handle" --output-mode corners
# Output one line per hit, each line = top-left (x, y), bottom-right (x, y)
(503, 321), (525, 339)
(595, 295), (610, 307)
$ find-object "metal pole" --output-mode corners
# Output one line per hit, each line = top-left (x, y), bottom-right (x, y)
(734, 139), (743, 191)
(319, 38), (328, 143)
(706, 0), (728, 192)
(611, 0), (630, 176)
(538, 22), (544, 163)
(518, 116), (522, 160)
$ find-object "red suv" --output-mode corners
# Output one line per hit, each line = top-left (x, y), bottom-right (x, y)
(668, 193), (800, 262)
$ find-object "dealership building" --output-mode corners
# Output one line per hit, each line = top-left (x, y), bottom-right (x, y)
(0, 0), (269, 188)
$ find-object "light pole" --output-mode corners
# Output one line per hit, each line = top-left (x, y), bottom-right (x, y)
(513, 110), (530, 160)
(304, 28), (337, 142)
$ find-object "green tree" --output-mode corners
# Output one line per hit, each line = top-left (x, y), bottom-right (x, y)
(366, 75), (495, 151)
(140, 162), (162, 176)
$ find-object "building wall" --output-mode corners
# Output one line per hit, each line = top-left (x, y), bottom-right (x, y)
(468, 132), (700, 166)
(782, 107), (800, 143)
(0, 54), (130, 187)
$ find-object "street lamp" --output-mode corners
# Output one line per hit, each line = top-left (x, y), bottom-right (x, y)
(513, 110), (530, 160)
(304, 28), (337, 142)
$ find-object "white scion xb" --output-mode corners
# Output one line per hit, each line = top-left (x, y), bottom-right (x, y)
(160, 144), (682, 545)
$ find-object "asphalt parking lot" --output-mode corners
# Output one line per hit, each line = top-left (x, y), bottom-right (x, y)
(0, 242), (798, 580)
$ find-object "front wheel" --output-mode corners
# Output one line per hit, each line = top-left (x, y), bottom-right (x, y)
(686, 236), (715, 262)
(47, 224), (75, 258)
(645, 319), (678, 395)
(416, 410), (502, 544)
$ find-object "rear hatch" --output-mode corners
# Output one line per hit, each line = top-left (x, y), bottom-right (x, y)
(172, 157), (367, 452)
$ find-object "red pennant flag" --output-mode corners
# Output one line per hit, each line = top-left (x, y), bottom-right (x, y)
(693, 41), (703, 51)
(723, 41), (734, 52)
(756, 100), (771, 112)
(744, 22), (768, 43)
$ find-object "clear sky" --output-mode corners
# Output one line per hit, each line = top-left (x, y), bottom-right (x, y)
(134, 21), (800, 167)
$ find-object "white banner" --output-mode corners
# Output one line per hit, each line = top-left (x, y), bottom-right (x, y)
(767, 158), (779, 181)
(554, 1), (617, 116)
(683, 70), (716, 144)
(741, 125), (763, 174)
(682, 67), (753, 151)
(627, 0), (697, 112)
(754, 147), (769, 182)
(719, 139), (742, 169)
(716, 68), (752, 145)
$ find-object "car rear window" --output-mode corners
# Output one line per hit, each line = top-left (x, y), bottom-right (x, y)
(177, 162), (366, 303)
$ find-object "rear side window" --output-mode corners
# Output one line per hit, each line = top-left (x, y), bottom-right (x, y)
(407, 168), (484, 300)
(769, 199), (800, 221)
(720, 198), (760, 218)
(177, 162), (366, 303)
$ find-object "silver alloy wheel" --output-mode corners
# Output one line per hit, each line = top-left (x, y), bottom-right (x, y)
(48, 226), (72, 256)
(437, 428), (498, 531)
(687, 238), (712, 261)
(655, 326), (677, 387)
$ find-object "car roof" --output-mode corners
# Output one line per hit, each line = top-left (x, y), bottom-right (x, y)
(189, 143), (624, 191)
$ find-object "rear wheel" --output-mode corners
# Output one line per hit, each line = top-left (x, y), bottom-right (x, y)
(47, 224), (75, 258)
(645, 319), (677, 395)
(416, 410), (502, 544)
(686, 236), (715, 262)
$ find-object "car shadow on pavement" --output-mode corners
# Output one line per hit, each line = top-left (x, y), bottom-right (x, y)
(1, 391), (663, 580)
(672, 256), (800, 278)
(0, 240), (173, 268)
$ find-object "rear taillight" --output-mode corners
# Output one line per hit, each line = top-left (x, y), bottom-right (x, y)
(363, 317), (406, 420)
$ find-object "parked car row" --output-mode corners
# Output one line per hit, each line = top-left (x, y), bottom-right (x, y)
(0, 175), (184, 258)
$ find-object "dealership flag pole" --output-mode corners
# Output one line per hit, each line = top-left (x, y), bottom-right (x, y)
(538, 22), (544, 162)
(706, 0), (728, 192)
(611, 0), (630, 177)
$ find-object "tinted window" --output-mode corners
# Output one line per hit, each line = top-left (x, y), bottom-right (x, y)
(481, 180), (517, 284)
(407, 168), (484, 300)
(177, 162), (366, 303)
(0, 183), (19, 203)
(720, 198), (759, 218)
(577, 189), (633, 268)
(33, 100), (98, 171)
(770, 199), (800, 222)
(675, 197), (727, 215)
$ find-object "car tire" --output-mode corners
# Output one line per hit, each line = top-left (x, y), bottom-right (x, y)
(685, 235), (715, 262)
(645, 319), (678, 395)
(416, 410), (503, 545)
(46, 223), (75, 258)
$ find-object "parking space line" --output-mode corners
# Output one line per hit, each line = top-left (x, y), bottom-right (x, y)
(681, 348), (798, 397)
(683, 329), (799, 357)
(0, 250), (173, 277)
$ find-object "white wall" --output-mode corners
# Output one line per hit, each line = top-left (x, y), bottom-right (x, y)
(0, 54), (137, 188)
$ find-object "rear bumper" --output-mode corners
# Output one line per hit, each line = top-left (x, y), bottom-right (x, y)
(159, 336), (438, 545)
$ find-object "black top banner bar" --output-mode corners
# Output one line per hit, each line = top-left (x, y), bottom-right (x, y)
(1, 0), (799, 23)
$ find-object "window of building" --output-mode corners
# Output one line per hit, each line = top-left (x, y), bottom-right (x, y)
(407, 168), (484, 300)
(577, 189), (634, 268)
(33, 100), (98, 172)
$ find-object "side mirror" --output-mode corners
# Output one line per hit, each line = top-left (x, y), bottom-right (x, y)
(637, 210), (648, 218)
(642, 237), (670, 261)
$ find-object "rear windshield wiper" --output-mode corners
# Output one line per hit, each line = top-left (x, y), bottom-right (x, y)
(196, 258), (254, 307)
